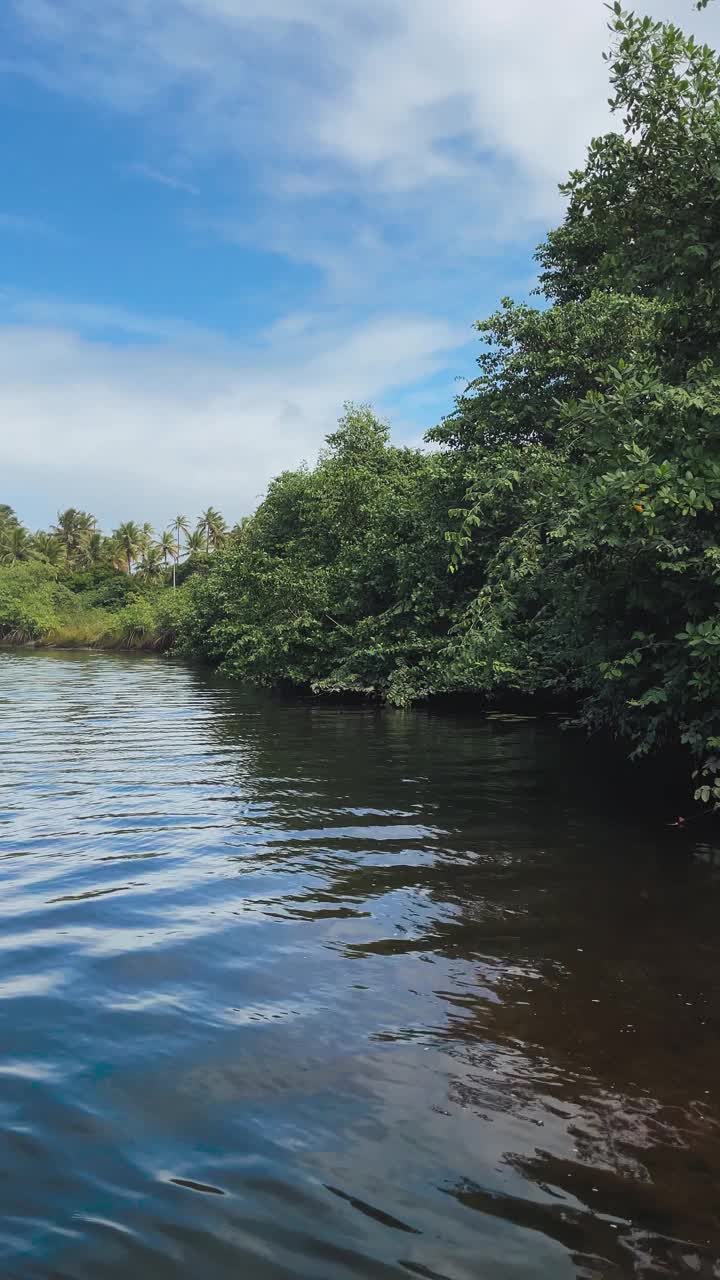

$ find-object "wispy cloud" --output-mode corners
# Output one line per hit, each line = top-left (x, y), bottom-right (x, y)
(2, 0), (717, 533)
(0, 212), (56, 236)
(7, 0), (612, 208)
(10, 0), (716, 314)
(0, 297), (467, 527)
(7, 0), (717, 312)
(202, 212), (392, 294)
(129, 164), (199, 196)
(7, 2), (719, 222)
(0, 291), (215, 345)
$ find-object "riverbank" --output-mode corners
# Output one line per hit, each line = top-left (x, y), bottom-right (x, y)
(0, 620), (175, 651)
(0, 616), (178, 652)
(0, 561), (188, 652)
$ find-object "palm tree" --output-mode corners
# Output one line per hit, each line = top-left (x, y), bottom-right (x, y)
(53, 508), (95, 566)
(0, 523), (32, 565)
(87, 531), (105, 564)
(157, 531), (179, 589)
(157, 531), (176, 565)
(185, 529), (206, 556)
(136, 545), (164, 583)
(230, 516), (251, 542)
(171, 514), (190, 564)
(197, 508), (212, 554)
(197, 506), (228, 553)
(113, 521), (142, 575)
(0, 504), (19, 534)
(138, 522), (155, 557)
(31, 531), (64, 565)
(213, 513), (228, 551)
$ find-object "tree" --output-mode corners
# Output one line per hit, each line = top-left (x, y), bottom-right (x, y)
(138, 522), (155, 557)
(0, 523), (33, 566)
(31, 531), (64, 565)
(52, 509), (96, 566)
(0, 506), (22, 565)
(157, 530), (179, 589)
(431, 0), (720, 800)
(197, 507), (227, 553)
(185, 529), (206, 556)
(113, 521), (143, 575)
(179, 0), (720, 806)
(537, 3), (720, 369)
(171, 514), (190, 564)
(86, 531), (105, 565)
(157, 531), (176, 565)
(136, 545), (165, 583)
(180, 406), (465, 703)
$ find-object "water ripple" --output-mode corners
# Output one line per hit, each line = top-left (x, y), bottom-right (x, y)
(0, 649), (719, 1279)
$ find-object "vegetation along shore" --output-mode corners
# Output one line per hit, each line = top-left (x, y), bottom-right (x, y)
(2, 3), (720, 806)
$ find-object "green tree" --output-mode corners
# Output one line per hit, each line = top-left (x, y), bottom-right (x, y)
(156, 530), (179, 589)
(537, 2), (720, 368)
(157, 531), (177, 565)
(181, 406), (465, 703)
(185, 529), (206, 556)
(113, 521), (143, 575)
(86, 531), (106, 565)
(31, 531), (64, 565)
(52, 509), (96, 566)
(0, 505), (19, 531)
(136, 545), (165, 583)
(433, 0), (720, 800)
(138, 522), (155, 558)
(170, 514), (190, 566)
(0, 523), (33, 566)
(197, 507), (227, 553)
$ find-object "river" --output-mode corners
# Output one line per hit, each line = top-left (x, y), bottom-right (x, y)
(0, 650), (718, 1278)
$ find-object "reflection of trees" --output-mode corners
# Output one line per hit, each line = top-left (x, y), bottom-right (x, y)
(444, 1173), (633, 1277)
(205, 681), (720, 1275)
(208, 693), (593, 827)
(423, 911), (720, 1277)
(501, 1146), (719, 1277)
(402, 879), (720, 1279)
(208, 689), (655, 916)
(444, 1163), (720, 1278)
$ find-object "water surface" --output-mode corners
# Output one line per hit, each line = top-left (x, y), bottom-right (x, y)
(0, 650), (718, 1278)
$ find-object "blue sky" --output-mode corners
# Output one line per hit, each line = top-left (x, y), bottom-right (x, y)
(0, 0), (716, 530)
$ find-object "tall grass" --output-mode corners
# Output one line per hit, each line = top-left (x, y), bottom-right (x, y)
(0, 563), (190, 653)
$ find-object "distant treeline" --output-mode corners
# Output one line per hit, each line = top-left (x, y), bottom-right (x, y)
(0, 506), (236, 577)
(3, 4), (720, 804)
(0, 507), (237, 650)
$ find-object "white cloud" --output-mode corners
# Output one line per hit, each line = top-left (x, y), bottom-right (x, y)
(8, 1), (584, 207)
(129, 164), (200, 195)
(4, 0), (719, 530)
(0, 292), (215, 344)
(11, 0), (719, 210)
(0, 305), (465, 529)
(9, 0), (719, 303)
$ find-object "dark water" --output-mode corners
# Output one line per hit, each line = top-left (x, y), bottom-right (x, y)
(0, 651), (718, 1280)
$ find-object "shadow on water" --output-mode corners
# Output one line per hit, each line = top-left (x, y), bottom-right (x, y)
(0, 649), (718, 1278)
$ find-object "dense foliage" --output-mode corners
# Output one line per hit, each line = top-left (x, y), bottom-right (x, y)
(180, 407), (471, 703)
(4, 3), (720, 803)
(0, 507), (232, 649)
(179, 2), (720, 803)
